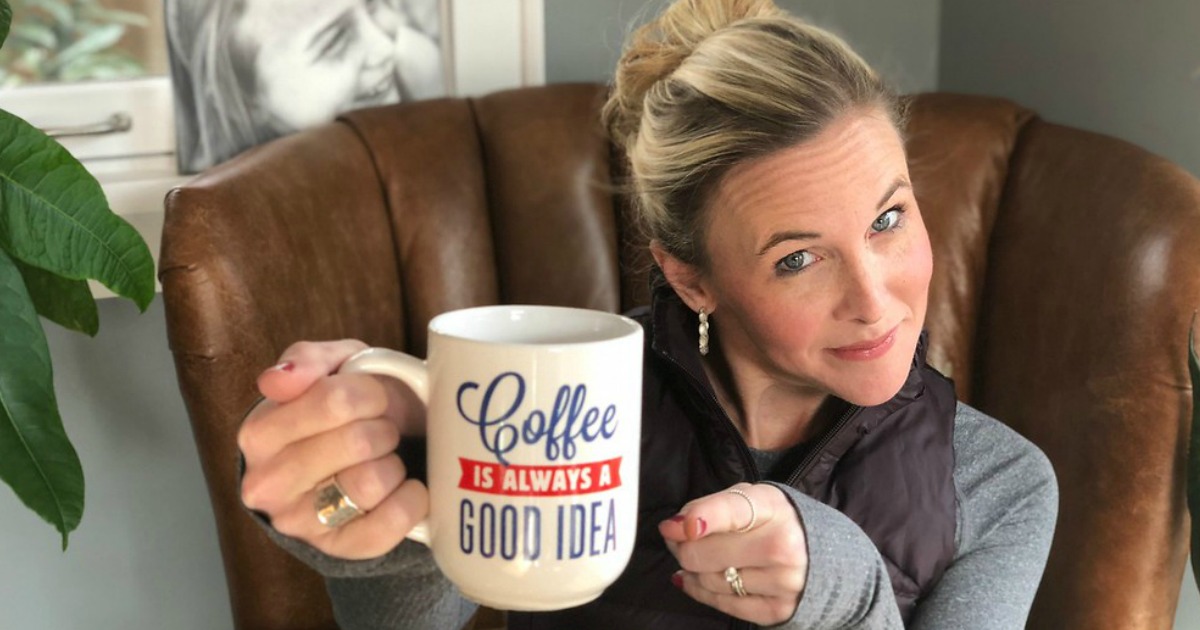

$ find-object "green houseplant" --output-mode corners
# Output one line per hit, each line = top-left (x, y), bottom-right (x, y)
(0, 0), (155, 548)
(0, 0), (149, 87)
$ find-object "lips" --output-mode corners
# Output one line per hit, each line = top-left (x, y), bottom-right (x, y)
(827, 326), (899, 361)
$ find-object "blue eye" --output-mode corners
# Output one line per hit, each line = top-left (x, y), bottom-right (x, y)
(872, 207), (904, 233)
(775, 250), (816, 275)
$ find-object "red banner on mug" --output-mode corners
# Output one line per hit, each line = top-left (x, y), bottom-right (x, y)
(458, 457), (623, 496)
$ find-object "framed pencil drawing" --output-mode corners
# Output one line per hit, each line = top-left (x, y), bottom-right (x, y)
(166, 0), (543, 173)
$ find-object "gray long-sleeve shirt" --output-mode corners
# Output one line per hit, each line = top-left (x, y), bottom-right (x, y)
(259, 402), (1058, 629)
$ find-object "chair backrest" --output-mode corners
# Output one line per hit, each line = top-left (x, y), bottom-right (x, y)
(161, 83), (1200, 629)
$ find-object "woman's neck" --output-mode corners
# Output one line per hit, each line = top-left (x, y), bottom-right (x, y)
(700, 347), (834, 451)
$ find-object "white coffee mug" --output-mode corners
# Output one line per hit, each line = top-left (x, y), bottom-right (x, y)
(339, 305), (643, 611)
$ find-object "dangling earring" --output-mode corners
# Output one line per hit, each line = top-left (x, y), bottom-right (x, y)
(698, 308), (710, 356)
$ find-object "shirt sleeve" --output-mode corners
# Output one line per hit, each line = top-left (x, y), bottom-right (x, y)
(767, 483), (905, 629)
(242, 484), (478, 629)
(907, 403), (1058, 629)
(765, 403), (1057, 630)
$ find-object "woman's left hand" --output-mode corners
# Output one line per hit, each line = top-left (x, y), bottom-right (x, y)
(659, 483), (809, 626)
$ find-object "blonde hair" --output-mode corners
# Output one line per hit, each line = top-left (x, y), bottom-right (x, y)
(602, 0), (904, 267)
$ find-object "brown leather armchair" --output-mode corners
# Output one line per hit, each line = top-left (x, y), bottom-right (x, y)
(160, 83), (1200, 629)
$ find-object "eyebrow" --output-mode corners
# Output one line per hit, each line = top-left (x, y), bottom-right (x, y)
(876, 177), (911, 212)
(755, 176), (913, 256)
(756, 229), (821, 256)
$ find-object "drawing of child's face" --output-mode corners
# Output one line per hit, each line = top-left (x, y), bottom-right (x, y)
(238, 0), (443, 131)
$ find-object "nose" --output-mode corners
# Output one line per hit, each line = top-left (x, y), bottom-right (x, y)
(357, 3), (399, 59)
(833, 253), (887, 325)
(364, 0), (401, 39)
(351, 4), (402, 102)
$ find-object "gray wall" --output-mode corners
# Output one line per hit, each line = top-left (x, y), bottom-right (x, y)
(940, 0), (1200, 176)
(0, 298), (231, 629)
(545, 0), (941, 94)
(1183, 560), (1200, 630)
(939, 2), (1200, 627)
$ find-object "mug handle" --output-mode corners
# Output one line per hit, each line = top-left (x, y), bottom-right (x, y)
(338, 347), (432, 545)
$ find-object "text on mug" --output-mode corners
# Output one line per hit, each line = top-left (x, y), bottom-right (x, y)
(458, 457), (623, 496)
(457, 372), (620, 465)
(458, 497), (618, 561)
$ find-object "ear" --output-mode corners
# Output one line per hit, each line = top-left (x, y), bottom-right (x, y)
(650, 241), (716, 313)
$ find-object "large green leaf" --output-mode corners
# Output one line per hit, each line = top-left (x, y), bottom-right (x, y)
(1188, 317), (1200, 587)
(0, 0), (11, 50)
(0, 108), (154, 310)
(0, 246), (84, 549)
(12, 254), (98, 336)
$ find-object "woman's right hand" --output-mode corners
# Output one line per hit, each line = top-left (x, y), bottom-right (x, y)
(238, 339), (429, 560)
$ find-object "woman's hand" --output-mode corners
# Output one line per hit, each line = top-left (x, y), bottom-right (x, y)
(238, 339), (428, 560)
(659, 483), (809, 626)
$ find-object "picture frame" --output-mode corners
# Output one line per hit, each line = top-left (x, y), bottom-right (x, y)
(166, 0), (544, 173)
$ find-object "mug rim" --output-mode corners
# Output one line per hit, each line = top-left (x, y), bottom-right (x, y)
(427, 304), (643, 348)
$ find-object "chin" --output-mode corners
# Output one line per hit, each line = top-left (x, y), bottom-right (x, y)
(841, 383), (904, 408)
(834, 349), (917, 407)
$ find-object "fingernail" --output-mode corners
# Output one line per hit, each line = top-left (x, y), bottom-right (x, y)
(695, 517), (708, 538)
(269, 361), (295, 372)
(668, 514), (685, 523)
(670, 572), (683, 589)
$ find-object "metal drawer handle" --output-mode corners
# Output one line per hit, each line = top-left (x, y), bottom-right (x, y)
(43, 112), (133, 138)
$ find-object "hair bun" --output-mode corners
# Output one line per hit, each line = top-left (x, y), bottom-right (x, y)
(602, 0), (781, 151)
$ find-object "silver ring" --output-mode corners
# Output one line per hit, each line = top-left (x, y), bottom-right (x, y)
(315, 475), (365, 528)
(727, 488), (756, 533)
(725, 566), (748, 597)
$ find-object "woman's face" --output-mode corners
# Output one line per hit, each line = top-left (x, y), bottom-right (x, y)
(680, 109), (932, 407)
(238, 0), (439, 131)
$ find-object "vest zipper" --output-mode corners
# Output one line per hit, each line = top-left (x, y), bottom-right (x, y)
(784, 404), (861, 488)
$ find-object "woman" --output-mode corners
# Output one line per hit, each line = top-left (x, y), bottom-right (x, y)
(166, 0), (445, 173)
(236, 0), (1058, 627)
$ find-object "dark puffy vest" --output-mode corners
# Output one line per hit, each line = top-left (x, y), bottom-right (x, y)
(509, 288), (957, 629)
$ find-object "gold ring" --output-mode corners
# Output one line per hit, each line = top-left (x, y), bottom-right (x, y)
(314, 475), (365, 528)
(727, 488), (756, 533)
(725, 566), (747, 597)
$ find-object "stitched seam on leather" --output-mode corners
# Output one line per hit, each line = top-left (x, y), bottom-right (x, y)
(466, 95), (507, 302)
(336, 113), (411, 341)
(968, 107), (1040, 399)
